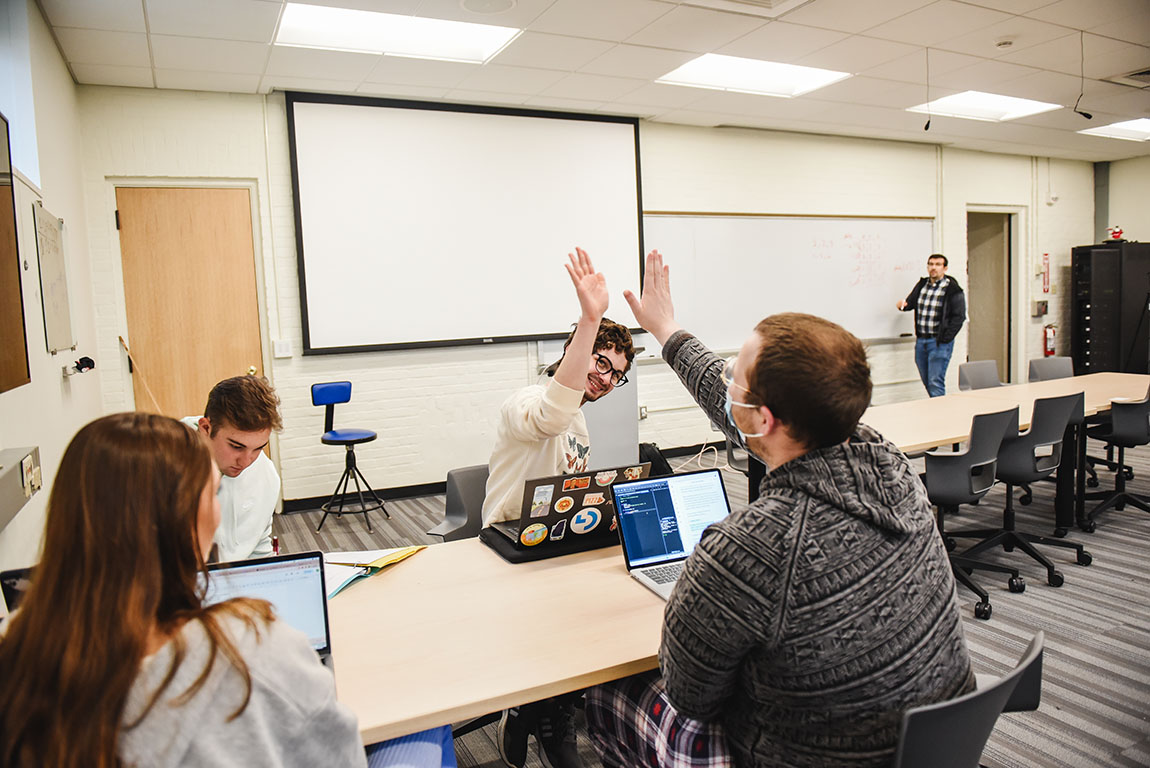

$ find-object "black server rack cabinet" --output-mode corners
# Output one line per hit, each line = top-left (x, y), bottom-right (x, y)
(1071, 242), (1150, 374)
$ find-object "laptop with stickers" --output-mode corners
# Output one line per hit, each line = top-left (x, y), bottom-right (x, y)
(611, 469), (732, 600)
(491, 462), (652, 550)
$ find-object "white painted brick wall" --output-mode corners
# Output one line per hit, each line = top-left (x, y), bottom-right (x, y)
(75, 90), (1095, 500)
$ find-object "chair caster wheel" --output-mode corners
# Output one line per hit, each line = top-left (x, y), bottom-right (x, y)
(1086, 477), (1100, 488)
(944, 537), (956, 552)
(1003, 544), (1015, 552)
(1054, 527), (1068, 538)
(1019, 493), (1032, 505)
(974, 602), (992, 620)
(1079, 520), (1097, 533)
(1008, 576), (1026, 593)
(1048, 571), (1064, 587)
(1077, 551), (1093, 566)
(1123, 468), (1134, 480)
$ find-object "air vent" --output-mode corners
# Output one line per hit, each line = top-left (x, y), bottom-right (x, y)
(1104, 68), (1150, 88)
(654, 0), (816, 19)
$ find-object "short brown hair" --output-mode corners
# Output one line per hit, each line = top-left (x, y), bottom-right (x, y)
(203, 375), (283, 436)
(928, 253), (948, 267)
(745, 313), (872, 449)
(547, 317), (636, 375)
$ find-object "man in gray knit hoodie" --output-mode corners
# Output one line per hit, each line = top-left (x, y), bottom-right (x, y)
(585, 250), (973, 768)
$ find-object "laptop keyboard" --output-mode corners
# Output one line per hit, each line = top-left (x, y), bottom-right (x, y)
(644, 562), (684, 584)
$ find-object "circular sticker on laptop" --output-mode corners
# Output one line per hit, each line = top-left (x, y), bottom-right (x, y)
(570, 508), (601, 534)
(520, 523), (548, 547)
(554, 496), (574, 514)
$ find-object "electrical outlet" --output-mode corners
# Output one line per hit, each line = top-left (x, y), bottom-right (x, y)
(638, 405), (648, 420)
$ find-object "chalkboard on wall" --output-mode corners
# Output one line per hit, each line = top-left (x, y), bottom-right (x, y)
(642, 214), (931, 351)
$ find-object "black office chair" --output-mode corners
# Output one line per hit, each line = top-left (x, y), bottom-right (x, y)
(949, 394), (1092, 590)
(921, 407), (1018, 620)
(311, 381), (389, 533)
(0, 567), (33, 612)
(892, 632), (1044, 768)
(1082, 391), (1150, 527)
(958, 360), (1005, 391)
(1027, 357), (1074, 382)
(426, 465), (489, 542)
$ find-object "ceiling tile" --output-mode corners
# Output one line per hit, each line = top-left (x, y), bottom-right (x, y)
(364, 57), (478, 88)
(796, 35), (920, 74)
(402, 0), (558, 28)
(930, 59), (1038, 91)
(266, 46), (379, 81)
(1085, 40), (1150, 81)
(1026, 0), (1147, 30)
(145, 0), (280, 43)
(521, 95), (613, 113)
(864, 1), (1013, 47)
(491, 32), (614, 71)
(995, 70), (1090, 103)
(580, 45), (697, 80)
(301, 0), (421, 12)
(780, 0), (936, 34)
(624, 5), (766, 53)
(40, 0), (145, 32)
(441, 88), (530, 106)
(1087, 12), (1150, 47)
(997, 32), (1080, 74)
(1084, 87), (1150, 118)
(608, 82), (709, 109)
(260, 75), (362, 95)
(71, 63), (154, 88)
(455, 63), (568, 94)
(540, 72), (645, 101)
(54, 28), (150, 67)
(676, 89), (832, 120)
(718, 21), (848, 63)
(958, 0), (1059, 12)
(152, 35), (270, 74)
(354, 83), (451, 100)
(863, 48), (982, 84)
(935, 15), (1073, 60)
(804, 76), (925, 108)
(528, 0), (671, 42)
(648, 109), (728, 127)
(154, 69), (261, 93)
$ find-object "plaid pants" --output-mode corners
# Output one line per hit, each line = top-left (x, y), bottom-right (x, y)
(584, 671), (733, 768)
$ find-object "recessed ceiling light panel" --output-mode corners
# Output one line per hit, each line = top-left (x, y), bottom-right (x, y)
(1078, 118), (1150, 142)
(655, 53), (851, 98)
(277, 3), (521, 64)
(906, 90), (1061, 122)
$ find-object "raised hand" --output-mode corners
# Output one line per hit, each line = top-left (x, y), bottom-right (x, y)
(624, 249), (681, 345)
(565, 246), (609, 323)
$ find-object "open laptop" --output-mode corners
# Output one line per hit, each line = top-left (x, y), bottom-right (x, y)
(611, 469), (732, 600)
(202, 551), (333, 668)
(490, 462), (652, 550)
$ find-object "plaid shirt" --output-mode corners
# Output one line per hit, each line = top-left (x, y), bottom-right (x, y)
(916, 276), (949, 337)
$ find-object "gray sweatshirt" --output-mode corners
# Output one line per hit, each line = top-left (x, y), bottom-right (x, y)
(659, 331), (974, 767)
(119, 615), (367, 768)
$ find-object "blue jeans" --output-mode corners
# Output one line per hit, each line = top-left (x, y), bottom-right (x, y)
(915, 337), (953, 398)
(366, 725), (456, 768)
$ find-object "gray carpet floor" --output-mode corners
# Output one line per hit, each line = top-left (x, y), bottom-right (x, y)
(275, 447), (1150, 768)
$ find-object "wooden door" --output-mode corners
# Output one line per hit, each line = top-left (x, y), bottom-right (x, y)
(967, 212), (1010, 381)
(116, 187), (263, 418)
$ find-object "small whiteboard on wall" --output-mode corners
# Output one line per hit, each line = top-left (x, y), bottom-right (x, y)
(286, 93), (643, 354)
(33, 201), (74, 353)
(643, 214), (931, 351)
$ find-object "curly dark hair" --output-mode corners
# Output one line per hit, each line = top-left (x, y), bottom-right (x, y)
(546, 317), (636, 376)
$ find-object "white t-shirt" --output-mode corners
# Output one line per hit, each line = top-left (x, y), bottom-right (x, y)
(182, 417), (281, 562)
(481, 377), (589, 527)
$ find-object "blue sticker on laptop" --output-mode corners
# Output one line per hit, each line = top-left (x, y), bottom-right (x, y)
(570, 508), (601, 534)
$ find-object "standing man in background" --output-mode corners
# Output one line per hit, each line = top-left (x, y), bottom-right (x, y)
(183, 375), (283, 562)
(897, 254), (966, 397)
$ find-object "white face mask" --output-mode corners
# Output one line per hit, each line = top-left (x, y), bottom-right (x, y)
(725, 386), (765, 440)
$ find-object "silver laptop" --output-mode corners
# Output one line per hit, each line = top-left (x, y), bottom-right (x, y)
(202, 551), (333, 668)
(610, 469), (732, 600)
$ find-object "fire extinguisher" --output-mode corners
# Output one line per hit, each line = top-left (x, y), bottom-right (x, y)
(1044, 324), (1057, 357)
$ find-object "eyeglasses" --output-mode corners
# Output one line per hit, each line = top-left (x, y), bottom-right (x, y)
(721, 357), (756, 402)
(594, 353), (628, 387)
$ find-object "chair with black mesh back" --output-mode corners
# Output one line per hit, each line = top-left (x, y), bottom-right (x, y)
(921, 407), (1018, 620)
(958, 360), (1005, 391)
(892, 632), (1044, 768)
(949, 394), (1092, 591)
(1082, 390), (1150, 529)
(311, 381), (389, 533)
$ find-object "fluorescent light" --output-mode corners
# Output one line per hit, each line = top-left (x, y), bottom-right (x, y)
(276, 3), (521, 64)
(1078, 118), (1150, 142)
(655, 53), (850, 98)
(906, 90), (1061, 122)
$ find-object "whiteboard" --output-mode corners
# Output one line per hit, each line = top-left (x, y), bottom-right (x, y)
(287, 94), (642, 353)
(642, 214), (931, 351)
(33, 201), (74, 353)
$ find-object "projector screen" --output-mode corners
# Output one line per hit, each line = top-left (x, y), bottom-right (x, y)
(286, 93), (643, 354)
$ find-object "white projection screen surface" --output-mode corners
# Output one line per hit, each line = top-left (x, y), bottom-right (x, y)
(286, 94), (643, 353)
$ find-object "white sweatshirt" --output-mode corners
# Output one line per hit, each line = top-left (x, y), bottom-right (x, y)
(481, 377), (589, 526)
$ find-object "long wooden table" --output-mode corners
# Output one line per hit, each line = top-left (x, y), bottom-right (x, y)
(331, 371), (1149, 743)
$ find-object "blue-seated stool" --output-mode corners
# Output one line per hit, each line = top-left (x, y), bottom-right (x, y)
(312, 381), (389, 533)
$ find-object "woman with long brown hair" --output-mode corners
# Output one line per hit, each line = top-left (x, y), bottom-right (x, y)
(0, 413), (450, 767)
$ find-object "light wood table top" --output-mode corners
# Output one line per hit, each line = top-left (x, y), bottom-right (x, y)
(953, 372), (1149, 417)
(329, 538), (664, 744)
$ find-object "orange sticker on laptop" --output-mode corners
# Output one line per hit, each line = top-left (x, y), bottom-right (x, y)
(562, 476), (590, 491)
(623, 466), (644, 480)
(554, 496), (574, 513)
(583, 493), (605, 505)
(520, 523), (548, 547)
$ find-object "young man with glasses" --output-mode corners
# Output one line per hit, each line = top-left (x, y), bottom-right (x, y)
(581, 250), (972, 768)
(484, 248), (634, 768)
